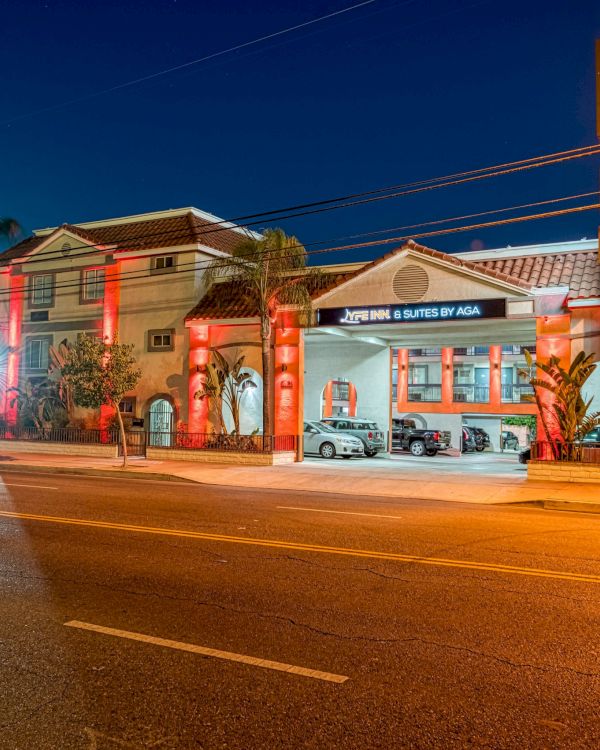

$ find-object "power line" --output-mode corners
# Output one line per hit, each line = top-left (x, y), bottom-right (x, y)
(2, 0), (377, 127)
(4, 200), (599, 303)
(5, 144), (600, 270)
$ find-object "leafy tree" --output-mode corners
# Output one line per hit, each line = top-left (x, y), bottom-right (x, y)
(522, 349), (600, 460)
(194, 349), (256, 434)
(205, 228), (321, 438)
(63, 335), (141, 466)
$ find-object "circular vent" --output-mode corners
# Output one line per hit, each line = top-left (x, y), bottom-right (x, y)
(61, 242), (72, 257)
(392, 264), (429, 302)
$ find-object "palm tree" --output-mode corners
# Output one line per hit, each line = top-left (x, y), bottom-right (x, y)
(195, 349), (256, 435)
(522, 349), (600, 460)
(205, 228), (321, 438)
(0, 218), (20, 240)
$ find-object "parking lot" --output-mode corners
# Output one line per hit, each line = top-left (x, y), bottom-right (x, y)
(303, 449), (525, 478)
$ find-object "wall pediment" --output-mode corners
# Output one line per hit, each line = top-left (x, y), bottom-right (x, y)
(315, 250), (530, 310)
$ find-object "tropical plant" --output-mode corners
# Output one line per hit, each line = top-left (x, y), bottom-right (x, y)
(63, 334), (141, 467)
(8, 379), (67, 429)
(194, 349), (257, 434)
(205, 228), (321, 437)
(48, 338), (75, 421)
(521, 349), (600, 459)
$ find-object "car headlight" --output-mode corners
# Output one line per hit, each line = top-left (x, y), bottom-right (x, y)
(339, 438), (357, 445)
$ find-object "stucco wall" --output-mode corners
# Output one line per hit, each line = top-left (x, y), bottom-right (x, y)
(304, 339), (391, 438)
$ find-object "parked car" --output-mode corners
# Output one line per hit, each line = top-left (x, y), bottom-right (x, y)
(391, 418), (451, 457)
(320, 417), (386, 457)
(461, 426), (478, 453)
(303, 420), (364, 459)
(469, 427), (491, 452)
(501, 430), (520, 450)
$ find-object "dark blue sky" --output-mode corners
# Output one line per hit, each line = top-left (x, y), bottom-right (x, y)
(1, 0), (599, 262)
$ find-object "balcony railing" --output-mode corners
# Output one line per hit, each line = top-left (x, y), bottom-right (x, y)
(407, 384), (442, 402)
(501, 384), (535, 403)
(453, 385), (489, 403)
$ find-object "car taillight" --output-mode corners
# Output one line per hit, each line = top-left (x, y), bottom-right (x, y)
(433, 431), (439, 440)
(368, 432), (373, 440)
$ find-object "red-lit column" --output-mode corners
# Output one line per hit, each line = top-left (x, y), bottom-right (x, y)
(441, 347), (454, 406)
(397, 349), (408, 405)
(348, 382), (357, 417)
(100, 262), (120, 428)
(5, 272), (24, 426)
(535, 314), (571, 445)
(274, 326), (300, 438)
(322, 380), (333, 418)
(188, 324), (210, 434)
(489, 345), (502, 406)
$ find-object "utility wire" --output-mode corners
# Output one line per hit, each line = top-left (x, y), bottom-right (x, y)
(3, 200), (599, 302)
(4, 189), (597, 287)
(5, 144), (600, 269)
(2, 0), (377, 127)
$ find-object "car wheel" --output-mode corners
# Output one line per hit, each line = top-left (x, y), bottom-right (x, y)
(476, 446), (484, 452)
(364, 449), (377, 457)
(425, 449), (437, 456)
(319, 442), (336, 459)
(410, 440), (426, 457)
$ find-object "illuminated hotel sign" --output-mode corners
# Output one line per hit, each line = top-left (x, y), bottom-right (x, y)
(317, 298), (507, 327)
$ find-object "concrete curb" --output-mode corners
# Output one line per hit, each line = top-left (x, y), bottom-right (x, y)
(543, 499), (600, 514)
(0, 462), (197, 484)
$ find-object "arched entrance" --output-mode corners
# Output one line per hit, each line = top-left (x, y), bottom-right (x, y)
(320, 379), (357, 419)
(148, 398), (174, 446)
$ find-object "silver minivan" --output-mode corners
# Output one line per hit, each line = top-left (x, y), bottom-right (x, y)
(303, 421), (365, 459)
(320, 417), (386, 457)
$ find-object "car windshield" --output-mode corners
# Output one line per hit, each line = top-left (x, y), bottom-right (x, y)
(316, 423), (338, 433)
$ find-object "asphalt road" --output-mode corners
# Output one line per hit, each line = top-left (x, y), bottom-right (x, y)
(1, 470), (600, 749)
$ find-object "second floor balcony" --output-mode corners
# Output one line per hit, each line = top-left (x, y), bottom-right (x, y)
(501, 383), (535, 403)
(453, 385), (489, 403)
(407, 383), (442, 402)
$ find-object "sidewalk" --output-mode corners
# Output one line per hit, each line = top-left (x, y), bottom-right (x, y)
(0, 449), (598, 507)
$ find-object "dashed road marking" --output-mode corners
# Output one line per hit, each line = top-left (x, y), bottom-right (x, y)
(65, 620), (349, 683)
(0, 483), (58, 490)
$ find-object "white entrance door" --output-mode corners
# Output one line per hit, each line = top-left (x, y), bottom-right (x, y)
(149, 399), (174, 446)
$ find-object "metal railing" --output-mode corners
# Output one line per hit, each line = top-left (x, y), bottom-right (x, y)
(501, 384), (535, 403)
(453, 385), (489, 403)
(407, 384), (442, 402)
(148, 432), (297, 453)
(0, 427), (297, 454)
(0, 426), (119, 444)
(531, 440), (600, 463)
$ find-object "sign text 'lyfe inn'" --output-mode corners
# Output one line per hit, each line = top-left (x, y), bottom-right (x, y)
(317, 298), (507, 327)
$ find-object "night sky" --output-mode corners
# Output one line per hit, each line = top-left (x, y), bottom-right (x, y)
(2, 0), (599, 262)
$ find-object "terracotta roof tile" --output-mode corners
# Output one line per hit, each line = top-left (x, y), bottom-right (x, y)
(0, 211), (247, 265)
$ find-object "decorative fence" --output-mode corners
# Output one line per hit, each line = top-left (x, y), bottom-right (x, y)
(0, 426), (119, 444)
(0, 426), (297, 456)
(148, 432), (297, 454)
(531, 440), (600, 464)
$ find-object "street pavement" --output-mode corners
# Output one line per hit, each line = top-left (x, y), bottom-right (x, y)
(1, 470), (600, 749)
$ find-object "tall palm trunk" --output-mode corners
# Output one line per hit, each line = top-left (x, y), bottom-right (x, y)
(261, 316), (272, 444)
(115, 404), (128, 468)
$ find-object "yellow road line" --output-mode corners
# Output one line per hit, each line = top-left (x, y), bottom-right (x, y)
(277, 506), (404, 520)
(1, 509), (598, 584)
(65, 620), (348, 683)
